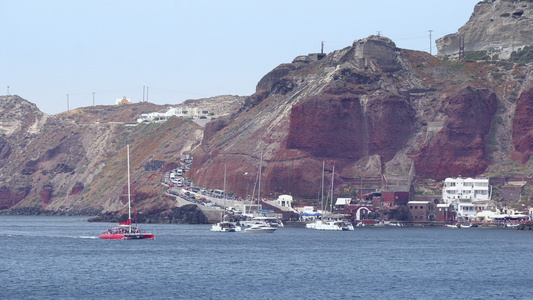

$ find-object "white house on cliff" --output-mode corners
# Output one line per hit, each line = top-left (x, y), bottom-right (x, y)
(137, 107), (211, 123)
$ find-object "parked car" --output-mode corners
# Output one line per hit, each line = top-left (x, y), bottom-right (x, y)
(212, 189), (225, 199)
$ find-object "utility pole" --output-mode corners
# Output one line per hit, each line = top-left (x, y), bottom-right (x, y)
(321, 41), (324, 54)
(146, 86), (149, 102)
(428, 30), (434, 55)
(66, 94), (70, 111)
(143, 86), (145, 102)
(92, 92), (95, 106)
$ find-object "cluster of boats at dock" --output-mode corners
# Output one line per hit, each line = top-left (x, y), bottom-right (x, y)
(211, 216), (356, 233)
(99, 146), (531, 240)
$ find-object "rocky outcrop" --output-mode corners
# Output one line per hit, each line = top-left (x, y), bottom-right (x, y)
(0, 185), (30, 210)
(286, 93), (366, 159)
(414, 87), (498, 179)
(0, 95), (223, 217)
(188, 36), (447, 198)
(437, 0), (533, 58)
(511, 87), (533, 163)
(0, 95), (48, 137)
(202, 115), (232, 144)
(87, 204), (209, 224)
(286, 91), (414, 162)
(352, 35), (401, 72)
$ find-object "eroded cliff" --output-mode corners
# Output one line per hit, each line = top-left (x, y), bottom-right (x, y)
(188, 34), (532, 198)
(437, 0), (533, 58)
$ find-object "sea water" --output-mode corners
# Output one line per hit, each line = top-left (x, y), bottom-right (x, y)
(1, 216), (532, 300)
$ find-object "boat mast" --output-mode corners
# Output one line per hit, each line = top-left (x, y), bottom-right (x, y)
(321, 161), (325, 214)
(223, 164), (226, 221)
(330, 166), (335, 213)
(258, 151), (263, 211)
(127, 144), (132, 232)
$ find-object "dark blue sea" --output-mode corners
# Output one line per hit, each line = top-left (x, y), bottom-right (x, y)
(1, 216), (532, 300)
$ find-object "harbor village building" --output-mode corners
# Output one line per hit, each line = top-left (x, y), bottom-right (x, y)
(442, 176), (492, 222)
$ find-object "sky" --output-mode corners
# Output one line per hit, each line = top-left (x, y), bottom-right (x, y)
(1, 0), (481, 115)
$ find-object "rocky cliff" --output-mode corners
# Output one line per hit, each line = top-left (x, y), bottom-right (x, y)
(0, 95), (241, 220)
(186, 32), (531, 199)
(437, 0), (533, 58)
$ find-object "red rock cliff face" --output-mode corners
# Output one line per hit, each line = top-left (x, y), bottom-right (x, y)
(414, 87), (497, 179)
(286, 93), (366, 158)
(511, 87), (533, 164)
(366, 95), (416, 162)
(0, 186), (30, 210)
(286, 92), (415, 162)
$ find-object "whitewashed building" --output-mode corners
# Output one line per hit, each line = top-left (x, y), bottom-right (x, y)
(442, 176), (492, 222)
(276, 195), (293, 208)
(137, 107), (211, 123)
(137, 107), (185, 123)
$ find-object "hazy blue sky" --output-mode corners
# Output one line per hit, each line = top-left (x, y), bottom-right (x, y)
(1, 0), (480, 115)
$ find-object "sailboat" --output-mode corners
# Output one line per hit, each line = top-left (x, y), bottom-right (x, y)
(211, 164), (242, 232)
(311, 165), (354, 231)
(99, 145), (155, 240)
(244, 151), (276, 233)
(305, 161), (325, 229)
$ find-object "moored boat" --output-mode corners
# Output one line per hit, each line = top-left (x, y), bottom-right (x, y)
(308, 165), (354, 231)
(342, 221), (355, 231)
(305, 221), (317, 229)
(242, 151), (276, 234)
(314, 220), (343, 231)
(243, 224), (277, 233)
(211, 221), (242, 232)
(240, 216), (283, 228)
(445, 223), (471, 228)
(504, 223), (520, 228)
(388, 222), (403, 227)
(211, 165), (242, 233)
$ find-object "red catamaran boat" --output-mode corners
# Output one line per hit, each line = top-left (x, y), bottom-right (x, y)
(99, 145), (154, 240)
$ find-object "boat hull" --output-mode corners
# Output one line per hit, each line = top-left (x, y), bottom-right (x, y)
(99, 233), (155, 240)
(99, 225), (155, 240)
(211, 222), (242, 232)
(243, 226), (277, 233)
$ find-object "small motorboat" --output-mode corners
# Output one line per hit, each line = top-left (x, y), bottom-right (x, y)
(243, 224), (277, 233)
(211, 221), (242, 232)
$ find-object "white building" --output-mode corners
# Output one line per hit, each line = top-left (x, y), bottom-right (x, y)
(137, 107), (211, 123)
(137, 107), (185, 123)
(276, 195), (293, 208)
(442, 176), (492, 222)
